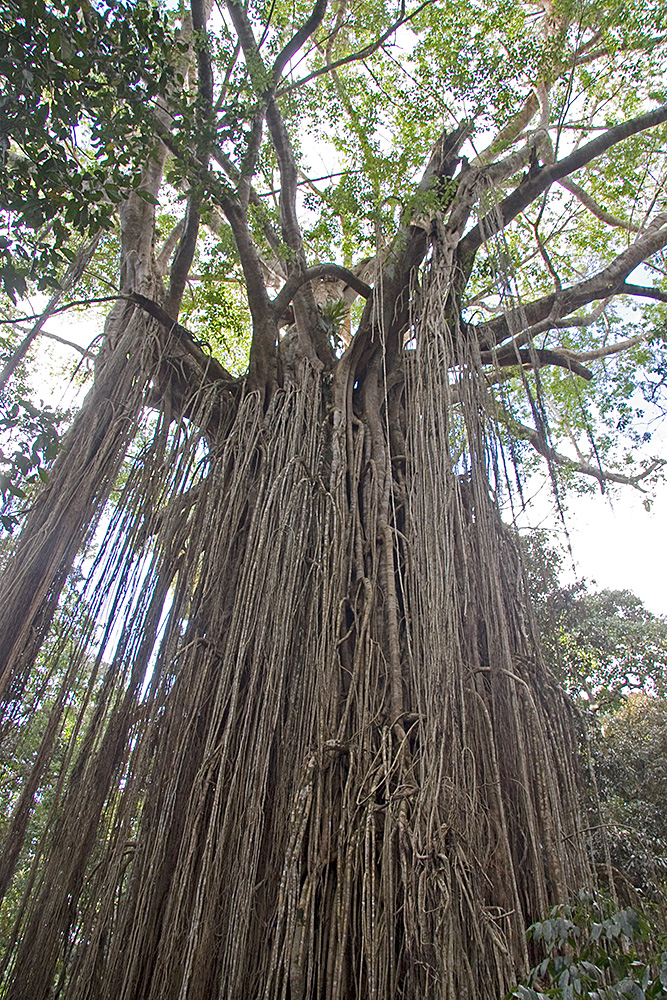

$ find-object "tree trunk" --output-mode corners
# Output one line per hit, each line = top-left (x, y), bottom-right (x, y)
(0, 253), (591, 999)
(0, 141), (172, 697)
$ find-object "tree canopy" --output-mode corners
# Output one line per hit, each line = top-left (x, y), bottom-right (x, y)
(2, 0), (667, 505)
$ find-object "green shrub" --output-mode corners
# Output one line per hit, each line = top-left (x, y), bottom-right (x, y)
(506, 892), (667, 1000)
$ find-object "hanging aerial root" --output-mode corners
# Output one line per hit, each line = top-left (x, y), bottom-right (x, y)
(0, 267), (592, 1000)
(400, 249), (592, 994)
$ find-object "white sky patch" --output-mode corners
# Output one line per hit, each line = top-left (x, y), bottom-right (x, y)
(565, 486), (667, 616)
(20, 296), (104, 411)
(515, 464), (667, 617)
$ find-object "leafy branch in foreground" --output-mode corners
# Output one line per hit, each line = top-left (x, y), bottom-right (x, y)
(507, 892), (667, 1000)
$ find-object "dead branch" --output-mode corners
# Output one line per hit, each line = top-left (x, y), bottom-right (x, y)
(38, 330), (97, 359)
(574, 333), (650, 362)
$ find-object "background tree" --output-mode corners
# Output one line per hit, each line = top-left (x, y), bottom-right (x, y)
(1, 0), (667, 998)
(524, 533), (667, 900)
(523, 534), (667, 709)
(595, 696), (667, 899)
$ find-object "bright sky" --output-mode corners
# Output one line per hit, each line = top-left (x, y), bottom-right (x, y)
(515, 468), (667, 616)
(567, 486), (667, 615)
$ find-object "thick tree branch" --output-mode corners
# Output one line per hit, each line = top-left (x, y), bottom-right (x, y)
(264, 99), (302, 253)
(271, 0), (328, 85)
(480, 133), (549, 186)
(194, 3), (285, 383)
(209, 146), (283, 255)
(224, 202), (281, 386)
(164, 196), (201, 318)
(271, 263), (371, 316)
(471, 93), (540, 166)
(162, 0), (215, 319)
(573, 33), (667, 68)
(495, 402), (666, 490)
(191, 0), (214, 105)
(276, 0), (435, 97)
(263, 95), (334, 365)
(237, 111), (268, 209)
(619, 282), (667, 304)
(156, 219), (185, 276)
(459, 102), (667, 266)
(346, 124), (471, 375)
(224, 0), (263, 80)
(553, 299), (609, 329)
(475, 218), (667, 348)
(129, 292), (237, 385)
(225, 0), (332, 368)
(132, 104), (239, 212)
(480, 346), (593, 380)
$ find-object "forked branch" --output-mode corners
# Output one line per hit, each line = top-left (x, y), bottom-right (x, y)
(480, 346), (593, 380)
(276, 0), (435, 97)
(459, 102), (667, 266)
(129, 292), (237, 386)
(475, 219), (667, 348)
(271, 263), (371, 317)
(495, 402), (666, 491)
(271, 0), (328, 85)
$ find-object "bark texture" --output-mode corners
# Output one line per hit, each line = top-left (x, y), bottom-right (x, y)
(0, 245), (590, 1000)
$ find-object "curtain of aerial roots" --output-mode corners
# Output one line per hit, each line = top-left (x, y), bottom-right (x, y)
(0, 260), (591, 1000)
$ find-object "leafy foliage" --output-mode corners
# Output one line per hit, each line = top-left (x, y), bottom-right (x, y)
(522, 534), (667, 709)
(0, 395), (64, 531)
(0, 0), (182, 300)
(178, 229), (252, 374)
(522, 533), (667, 898)
(594, 697), (667, 896)
(0, 325), (67, 531)
(507, 892), (667, 1000)
(2, 0), (667, 499)
(3, 0), (667, 997)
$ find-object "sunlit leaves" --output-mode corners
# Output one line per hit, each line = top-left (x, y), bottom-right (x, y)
(178, 229), (252, 375)
(1, 0), (667, 504)
(0, 392), (66, 531)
